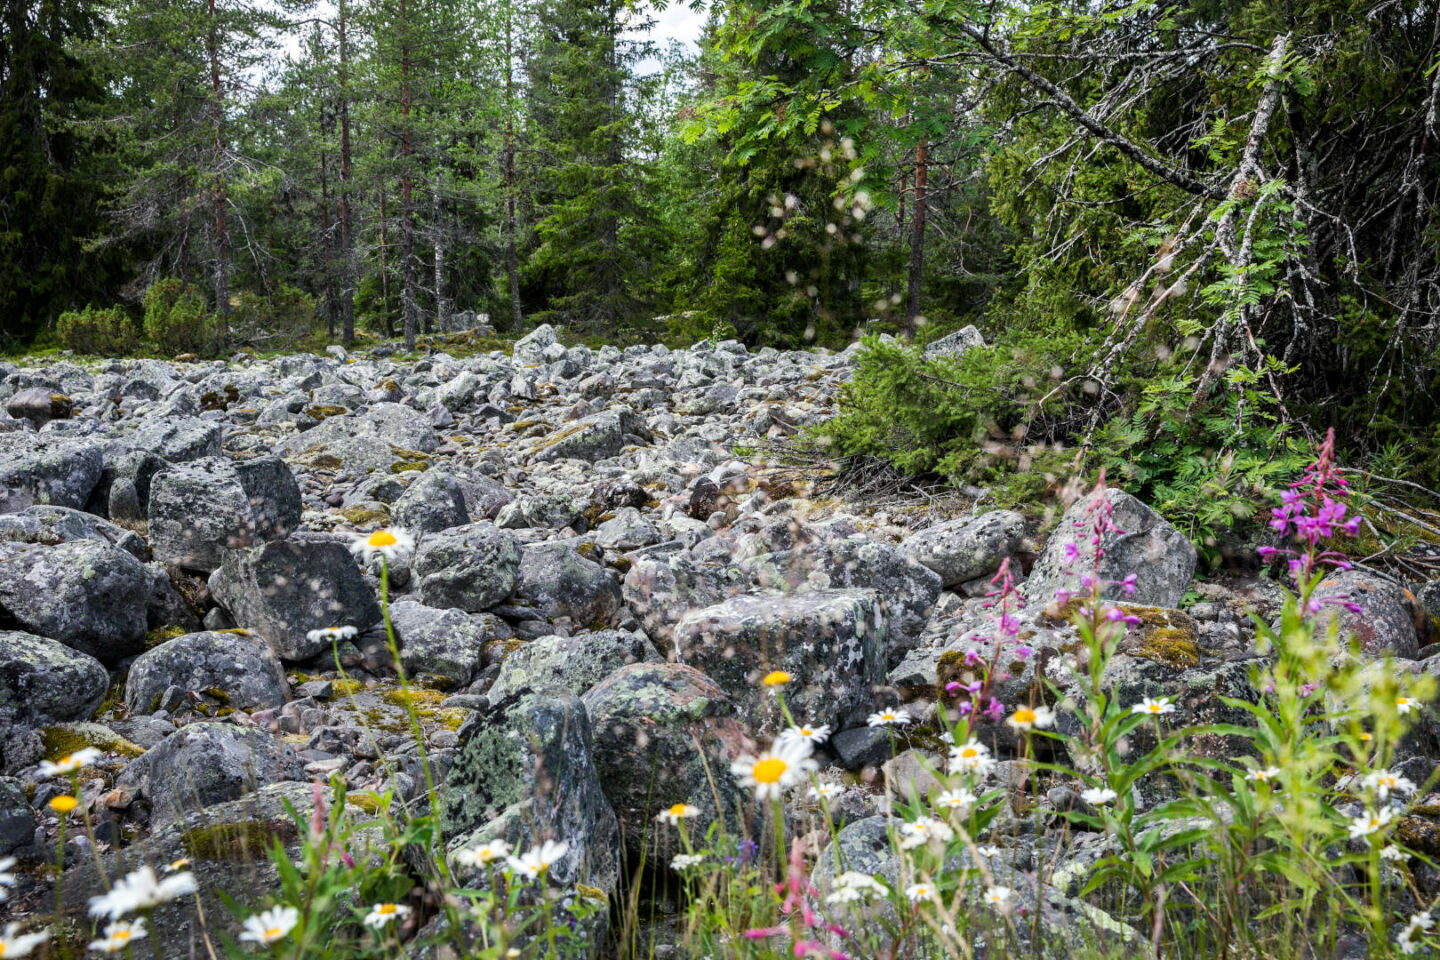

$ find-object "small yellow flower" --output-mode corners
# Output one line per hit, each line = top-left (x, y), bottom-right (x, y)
(49, 795), (78, 814)
(762, 670), (792, 688)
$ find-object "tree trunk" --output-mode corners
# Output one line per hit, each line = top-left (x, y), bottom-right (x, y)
(318, 93), (336, 341)
(206, 0), (229, 354)
(906, 136), (928, 333)
(379, 186), (394, 339)
(337, 0), (356, 345)
(433, 166), (449, 332)
(504, 9), (522, 334)
(399, 0), (418, 351)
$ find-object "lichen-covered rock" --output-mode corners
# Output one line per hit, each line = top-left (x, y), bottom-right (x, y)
(0, 630), (108, 730)
(1312, 569), (1421, 659)
(673, 590), (887, 733)
(621, 554), (749, 654)
(922, 325), (985, 359)
(899, 510), (1025, 587)
(125, 631), (290, 715)
(148, 456), (302, 572)
(739, 539), (941, 652)
(0, 777), (36, 856)
(391, 470), (470, 534)
(0, 434), (103, 513)
(443, 688), (621, 897)
(389, 599), (510, 688)
(528, 410), (631, 463)
(495, 492), (585, 530)
(581, 662), (753, 867)
(121, 415), (223, 462)
(118, 722), (304, 826)
(511, 541), (622, 626)
(411, 522), (522, 612)
(592, 507), (663, 552)
(209, 538), (382, 660)
(5, 387), (72, 427)
(0, 538), (149, 663)
(0, 504), (146, 559)
(1026, 489), (1196, 608)
(489, 630), (660, 702)
(87, 447), (166, 522)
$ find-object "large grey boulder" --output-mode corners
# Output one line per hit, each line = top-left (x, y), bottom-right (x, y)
(118, 723), (304, 827)
(1026, 488), (1196, 608)
(389, 599), (511, 689)
(209, 539), (382, 661)
(0, 630), (108, 729)
(511, 542), (622, 626)
(512, 323), (559, 366)
(122, 416), (223, 462)
(412, 522), (522, 612)
(442, 688), (622, 898)
(391, 470), (470, 534)
(0, 504), (146, 559)
(621, 554), (749, 654)
(1312, 570), (1421, 659)
(673, 590), (888, 732)
(922, 325), (985, 360)
(528, 410), (635, 464)
(4, 387), (71, 428)
(899, 510), (1025, 588)
(0, 538), (149, 663)
(0, 434), (103, 513)
(739, 539), (941, 651)
(489, 630), (660, 702)
(582, 662), (754, 867)
(125, 631), (289, 715)
(148, 456), (302, 572)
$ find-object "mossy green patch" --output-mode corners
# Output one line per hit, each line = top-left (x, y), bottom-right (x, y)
(338, 505), (391, 526)
(40, 723), (145, 761)
(145, 625), (187, 649)
(181, 820), (297, 862)
(381, 688), (446, 709)
(304, 404), (349, 420)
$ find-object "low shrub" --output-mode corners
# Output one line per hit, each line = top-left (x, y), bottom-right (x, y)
(143, 278), (212, 355)
(55, 305), (138, 355)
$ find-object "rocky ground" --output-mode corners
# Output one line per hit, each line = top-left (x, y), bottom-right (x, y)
(0, 325), (1435, 955)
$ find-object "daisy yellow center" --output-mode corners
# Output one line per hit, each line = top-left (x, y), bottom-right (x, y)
(1370, 817), (1383, 829)
(762, 671), (791, 687)
(113, 932), (132, 945)
(668, 803), (688, 816)
(1380, 776), (1396, 786)
(960, 747), (978, 758)
(51, 796), (77, 812)
(752, 757), (789, 784)
(368, 530), (398, 547)
(1, 942), (10, 956)
(1013, 708), (1036, 724)
(378, 904), (397, 915)
(1361, 733), (1373, 741)
(1147, 704), (1164, 713)
(265, 928), (283, 941)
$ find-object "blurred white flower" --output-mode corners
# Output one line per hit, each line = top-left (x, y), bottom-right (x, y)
(0, 923), (49, 958)
(362, 903), (411, 929)
(38, 748), (103, 778)
(731, 738), (817, 801)
(89, 920), (145, 954)
(239, 906), (300, 945)
(507, 840), (569, 880)
(350, 528), (414, 564)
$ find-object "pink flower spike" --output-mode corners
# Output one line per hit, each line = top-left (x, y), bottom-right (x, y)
(945, 682), (963, 697)
(1014, 646), (1033, 659)
(1120, 574), (1138, 596)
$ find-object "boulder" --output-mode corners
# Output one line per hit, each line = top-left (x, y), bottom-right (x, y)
(739, 539), (941, 651)
(1026, 488), (1196, 608)
(899, 510), (1025, 588)
(0, 630), (109, 730)
(125, 631), (290, 715)
(529, 410), (633, 463)
(495, 493), (585, 530)
(673, 590), (888, 733)
(4, 387), (72, 427)
(391, 470), (470, 534)
(621, 554), (749, 653)
(0, 434), (104, 513)
(118, 722), (304, 827)
(511, 542), (622, 626)
(1312, 569), (1421, 659)
(592, 508), (663, 551)
(489, 630), (660, 702)
(0, 538), (149, 663)
(512, 324), (559, 366)
(411, 523), (522, 612)
(0, 504), (146, 559)
(148, 456), (302, 572)
(922, 325), (985, 360)
(86, 448), (166, 522)
(209, 539), (382, 661)
(581, 662), (753, 867)
(389, 599), (511, 688)
(442, 688), (622, 898)
(122, 416), (223, 462)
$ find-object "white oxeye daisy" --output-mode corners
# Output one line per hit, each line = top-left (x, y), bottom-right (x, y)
(905, 882), (937, 903)
(1349, 808), (1395, 842)
(1396, 696), (1417, 715)
(671, 853), (706, 870)
(455, 838), (512, 867)
(778, 723), (831, 747)
(731, 737), (818, 801)
(984, 886), (1014, 912)
(362, 902), (411, 929)
(350, 528), (415, 564)
(949, 739), (995, 776)
(1081, 786), (1118, 806)
(507, 839), (570, 880)
(976, 844), (1001, 857)
(867, 708), (912, 727)
(808, 782), (844, 801)
(1130, 697), (1175, 717)
(305, 625), (359, 644)
(898, 816), (955, 850)
(1006, 704), (1055, 732)
(88, 866), (198, 920)
(89, 920), (145, 954)
(655, 802), (700, 825)
(1363, 769), (1417, 801)
(38, 747), (103, 778)
(1246, 766), (1282, 784)
(0, 856), (15, 900)
(826, 872), (886, 904)
(934, 789), (977, 813)
(1381, 844), (1406, 862)
(239, 906), (300, 945)
(0, 924), (49, 958)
